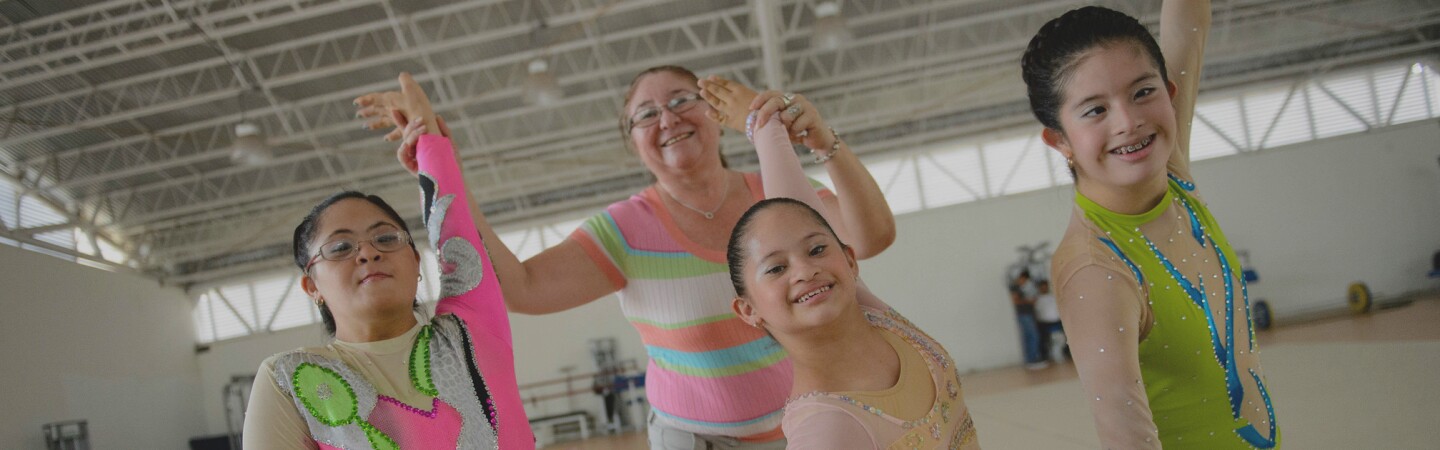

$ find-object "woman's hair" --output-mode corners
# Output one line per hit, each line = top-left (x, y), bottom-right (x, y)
(726, 198), (845, 297)
(1021, 6), (1169, 132)
(618, 65), (728, 168)
(292, 191), (419, 335)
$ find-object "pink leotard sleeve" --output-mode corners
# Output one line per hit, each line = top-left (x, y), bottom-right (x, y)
(416, 134), (535, 449)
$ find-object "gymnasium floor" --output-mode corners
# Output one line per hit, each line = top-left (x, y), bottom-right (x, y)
(549, 295), (1440, 449)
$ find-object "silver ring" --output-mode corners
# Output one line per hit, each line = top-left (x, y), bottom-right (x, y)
(786, 105), (801, 117)
(781, 93), (796, 107)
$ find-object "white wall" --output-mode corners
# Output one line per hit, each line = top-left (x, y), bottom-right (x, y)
(0, 244), (206, 450)
(192, 120), (1440, 433)
(195, 320), (330, 437)
(865, 120), (1440, 374)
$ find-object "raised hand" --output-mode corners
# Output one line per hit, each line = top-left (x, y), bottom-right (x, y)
(393, 115), (453, 175)
(750, 90), (835, 152)
(354, 73), (449, 174)
(354, 72), (441, 141)
(697, 74), (758, 132)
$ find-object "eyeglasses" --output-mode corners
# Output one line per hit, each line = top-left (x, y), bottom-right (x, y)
(628, 92), (704, 131)
(304, 229), (411, 274)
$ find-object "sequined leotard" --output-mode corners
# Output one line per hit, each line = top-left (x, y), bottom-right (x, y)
(1052, 173), (1281, 449)
(244, 136), (534, 449)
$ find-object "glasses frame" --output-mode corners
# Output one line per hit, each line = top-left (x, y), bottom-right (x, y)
(628, 92), (704, 131)
(303, 229), (412, 275)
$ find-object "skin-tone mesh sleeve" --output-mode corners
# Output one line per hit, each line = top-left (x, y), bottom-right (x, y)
(1055, 264), (1161, 449)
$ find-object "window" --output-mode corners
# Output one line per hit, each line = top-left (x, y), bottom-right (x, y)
(175, 58), (1440, 344)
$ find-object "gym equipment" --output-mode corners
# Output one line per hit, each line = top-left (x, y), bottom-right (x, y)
(1236, 250), (1271, 330)
(589, 337), (638, 434)
(42, 420), (88, 450)
(1252, 300), (1273, 331)
(1347, 282), (1373, 314)
(1005, 241), (1052, 286)
(1429, 250), (1440, 278)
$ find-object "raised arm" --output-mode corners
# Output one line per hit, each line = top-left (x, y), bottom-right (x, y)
(1160, 0), (1212, 177)
(359, 73), (616, 316)
(700, 77), (896, 258)
(748, 113), (888, 310)
(1056, 264), (1160, 449)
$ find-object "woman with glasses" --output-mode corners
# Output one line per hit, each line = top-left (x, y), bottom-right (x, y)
(243, 75), (534, 448)
(354, 66), (895, 449)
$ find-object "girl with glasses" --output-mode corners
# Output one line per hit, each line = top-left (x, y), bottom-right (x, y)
(1022, 1), (1280, 448)
(354, 66), (896, 448)
(243, 74), (534, 449)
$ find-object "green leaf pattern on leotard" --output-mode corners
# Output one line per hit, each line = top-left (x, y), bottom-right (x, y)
(409, 325), (439, 397)
(292, 363), (359, 427)
(359, 421), (400, 450)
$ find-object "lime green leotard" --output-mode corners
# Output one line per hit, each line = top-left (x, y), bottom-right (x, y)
(1075, 174), (1280, 449)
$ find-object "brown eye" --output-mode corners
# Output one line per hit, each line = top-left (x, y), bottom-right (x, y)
(322, 240), (357, 260)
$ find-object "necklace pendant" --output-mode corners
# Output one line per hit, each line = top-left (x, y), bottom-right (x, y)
(703, 212), (715, 220)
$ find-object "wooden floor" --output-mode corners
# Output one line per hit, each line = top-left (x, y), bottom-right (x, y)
(546, 294), (1440, 449)
(545, 431), (647, 450)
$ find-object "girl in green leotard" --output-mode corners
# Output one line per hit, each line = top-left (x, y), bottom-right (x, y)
(1022, 1), (1280, 448)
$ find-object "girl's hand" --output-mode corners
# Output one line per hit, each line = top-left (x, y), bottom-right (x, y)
(394, 116), (452, 175)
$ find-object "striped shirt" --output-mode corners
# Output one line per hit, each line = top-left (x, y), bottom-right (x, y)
(569, 172), (831, 439)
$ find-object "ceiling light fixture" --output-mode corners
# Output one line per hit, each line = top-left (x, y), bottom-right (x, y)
(523, 59), (564, 106)
(811, 2), (853, 51)
(230, 123), (272, 166)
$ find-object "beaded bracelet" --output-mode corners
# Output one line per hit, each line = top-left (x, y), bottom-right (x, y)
(812, 127), (842, 164)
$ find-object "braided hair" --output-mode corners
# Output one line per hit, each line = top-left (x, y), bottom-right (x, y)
(1021, 6), (1169, 132)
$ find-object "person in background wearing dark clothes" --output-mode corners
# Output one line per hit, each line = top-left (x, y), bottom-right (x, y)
(1009, 269), (1048, 370)
(1034, 280), (1067, 363)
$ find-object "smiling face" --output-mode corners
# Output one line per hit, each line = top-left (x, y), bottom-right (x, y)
(300, 198), (421, 332)
(1043, 42), (1177, 194)
(731, 203), (860, 336)
(624, 70), (722, 177)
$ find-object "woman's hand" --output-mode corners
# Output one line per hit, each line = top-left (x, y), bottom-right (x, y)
(354, 72), (449, 174)
(698, 75), (758, 132)
(750, 90), (835, 152)
(354, 72), (442, 139)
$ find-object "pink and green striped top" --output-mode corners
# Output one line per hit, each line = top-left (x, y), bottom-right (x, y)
(569, 172), (831, 440)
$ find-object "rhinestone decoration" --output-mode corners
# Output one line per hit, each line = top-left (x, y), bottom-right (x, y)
(1081, 177), (1278, 448)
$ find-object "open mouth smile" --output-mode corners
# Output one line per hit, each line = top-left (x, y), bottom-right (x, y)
(1111, 134), (1154, 155)
(662, 131), (694, 148)
(793, 284), (832, 304)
